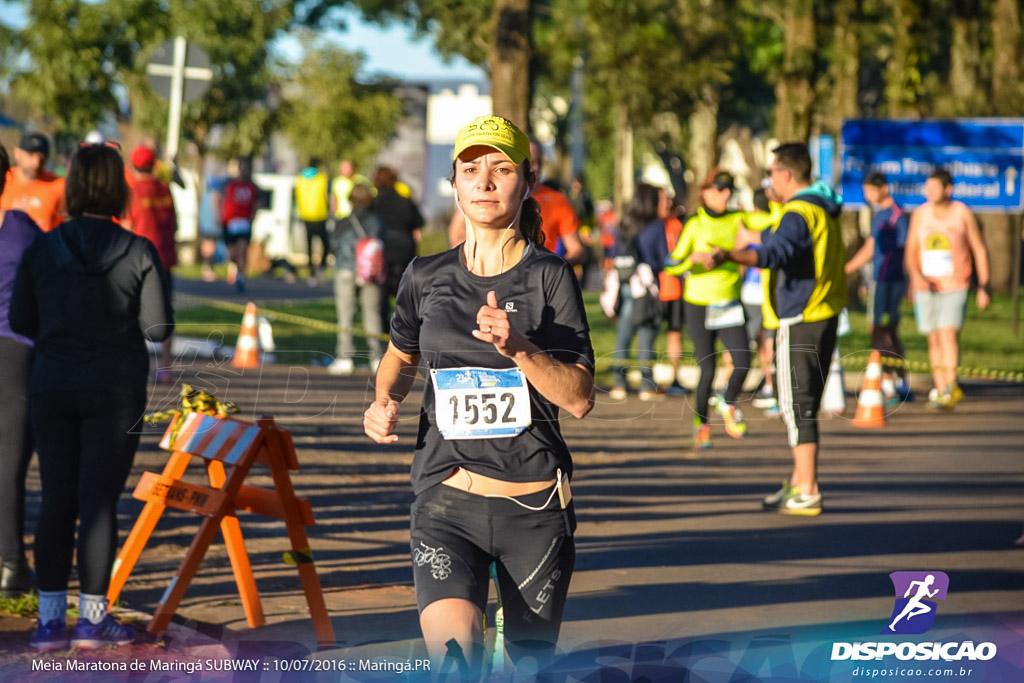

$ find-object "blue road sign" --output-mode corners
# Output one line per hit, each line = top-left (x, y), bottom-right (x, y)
(840, 119), (1024, 212)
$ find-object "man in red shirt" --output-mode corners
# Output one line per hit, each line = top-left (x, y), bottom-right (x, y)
(127, 146), (178, 380)
(0, 133), (65, 232)
(216, 157), (260, 293)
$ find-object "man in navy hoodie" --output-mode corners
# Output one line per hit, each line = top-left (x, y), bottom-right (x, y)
(706, 143), (846, 516)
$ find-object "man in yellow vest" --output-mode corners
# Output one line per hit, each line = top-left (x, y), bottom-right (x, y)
(295, 157), (330, 284)
(330, 159), (370, 222)
(706, 143), (846, 517)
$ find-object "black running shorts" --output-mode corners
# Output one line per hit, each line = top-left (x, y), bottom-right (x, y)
(409, 482), (576, 659)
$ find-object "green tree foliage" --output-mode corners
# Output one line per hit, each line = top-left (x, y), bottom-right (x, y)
(160, 0), (293, 158)
(298, 0), (531, 127)
(277, 40), (403, 167)
(7, 0), (291, 159)
(10, 0), (162, 135)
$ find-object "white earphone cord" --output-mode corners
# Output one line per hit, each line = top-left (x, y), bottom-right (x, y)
(457, 187), (529, 276)
(471, 468), (566, 511)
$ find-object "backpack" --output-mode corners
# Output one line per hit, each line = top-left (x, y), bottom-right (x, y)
(350, 213), (386, 286)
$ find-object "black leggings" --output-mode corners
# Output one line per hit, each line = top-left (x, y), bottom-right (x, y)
(685, 302), (751, 423)
(31, 391), (144, 594)
(304, 220), (329, 272)
(0, 338), (33, 564)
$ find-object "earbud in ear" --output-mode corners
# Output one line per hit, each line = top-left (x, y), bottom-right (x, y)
(523, 186), (531, 201)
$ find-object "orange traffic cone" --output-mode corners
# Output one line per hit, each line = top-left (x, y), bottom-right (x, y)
(852, 350), (886, 428)
(232, 302), (261, 368)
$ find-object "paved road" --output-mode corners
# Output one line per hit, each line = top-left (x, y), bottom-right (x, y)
(3, 360), (1022, 681)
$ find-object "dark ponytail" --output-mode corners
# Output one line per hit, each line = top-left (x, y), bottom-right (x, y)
(520, 160), (545, 247)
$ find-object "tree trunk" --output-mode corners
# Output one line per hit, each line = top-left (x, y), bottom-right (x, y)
(950, 0), (981, 113)
(489, 0), (533, 133)
(773, 0), (816, 142)
(687, 84), (719, 211)
(885, 0), (920, 117)
(613, 102), (633, 216)
(991, 0), (1020, 113)
(829, 0), (860, 135)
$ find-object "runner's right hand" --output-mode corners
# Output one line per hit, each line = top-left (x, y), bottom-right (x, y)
(364, 399), (402, 443)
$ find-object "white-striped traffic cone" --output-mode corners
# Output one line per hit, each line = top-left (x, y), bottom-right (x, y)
(822, 346), (846, 417)
(231, 302), (261, 368)
(852, 350), (886, 428)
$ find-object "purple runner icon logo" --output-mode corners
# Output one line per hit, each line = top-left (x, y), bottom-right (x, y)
(882, 571), (949, 635)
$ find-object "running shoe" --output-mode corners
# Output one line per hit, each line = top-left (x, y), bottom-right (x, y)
(942, 383), (964, 409)
(638, 390), (666, 402)
(665, 382), (690, 397)
(926, 388), (944, 412)
(235, 274), (246, 294)
(751, 386), (777, 409)
(779, 492), (823, 516)
(327, 358), (354, 376)
(692, 419), (712, 449)
(763, 403), (780, 417)
(717, 403), (748, 439)
(609, 387), (627, 401)
(762, 481), (795, 509)
(708, 391), (725, 408)
(31, 620), (68, 652)
(896, 378), (914, 403)
(70, 615), (135, 649)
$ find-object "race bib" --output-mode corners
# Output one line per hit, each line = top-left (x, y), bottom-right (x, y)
(922, 249), (953, 278)
(922, 233), (954, 278)
(226, 218), (252, 235)
(430, 367), (532, 440)
(706, 300), (745, 330)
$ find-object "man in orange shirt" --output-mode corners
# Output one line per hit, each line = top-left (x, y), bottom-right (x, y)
(529, 139), (585, 265)
(0, 134), (65, 232)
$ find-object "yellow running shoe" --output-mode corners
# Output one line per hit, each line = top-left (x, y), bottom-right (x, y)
(717, 403), (748, 439)
(693, 418), (712, 449)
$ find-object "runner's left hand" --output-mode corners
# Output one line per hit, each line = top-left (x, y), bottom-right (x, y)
(473, 290), (525, 357)
(977, 288), (991, 311)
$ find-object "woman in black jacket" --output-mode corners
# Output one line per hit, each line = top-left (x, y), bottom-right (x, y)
(11, 143), (174, 651)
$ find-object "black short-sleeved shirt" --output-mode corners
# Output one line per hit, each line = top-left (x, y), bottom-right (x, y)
(390, 244), (594, 495)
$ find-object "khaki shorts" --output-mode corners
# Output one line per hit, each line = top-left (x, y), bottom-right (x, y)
(914, 289), (968, 334)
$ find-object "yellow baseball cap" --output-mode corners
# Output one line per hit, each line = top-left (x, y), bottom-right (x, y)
(452, 115), (531, 165)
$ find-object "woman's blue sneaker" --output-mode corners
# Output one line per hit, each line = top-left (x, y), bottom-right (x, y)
(70, 614), (135, 649)
(31, 619), (68, 652)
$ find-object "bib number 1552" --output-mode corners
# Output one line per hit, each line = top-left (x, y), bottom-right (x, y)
(449, 392), (517, 425)
(431, 367), (532, 440)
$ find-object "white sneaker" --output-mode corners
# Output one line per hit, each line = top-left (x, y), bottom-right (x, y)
(327, 358), (354, 376)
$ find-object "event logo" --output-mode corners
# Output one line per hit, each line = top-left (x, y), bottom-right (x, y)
(883, 571), (949, 635)
(833, 570), (997, 663)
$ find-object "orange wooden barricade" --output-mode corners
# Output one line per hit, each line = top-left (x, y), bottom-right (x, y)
(108, 412), (334, 647)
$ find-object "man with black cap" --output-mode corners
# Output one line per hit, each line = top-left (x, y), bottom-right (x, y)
(0, 133), (65, 232)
